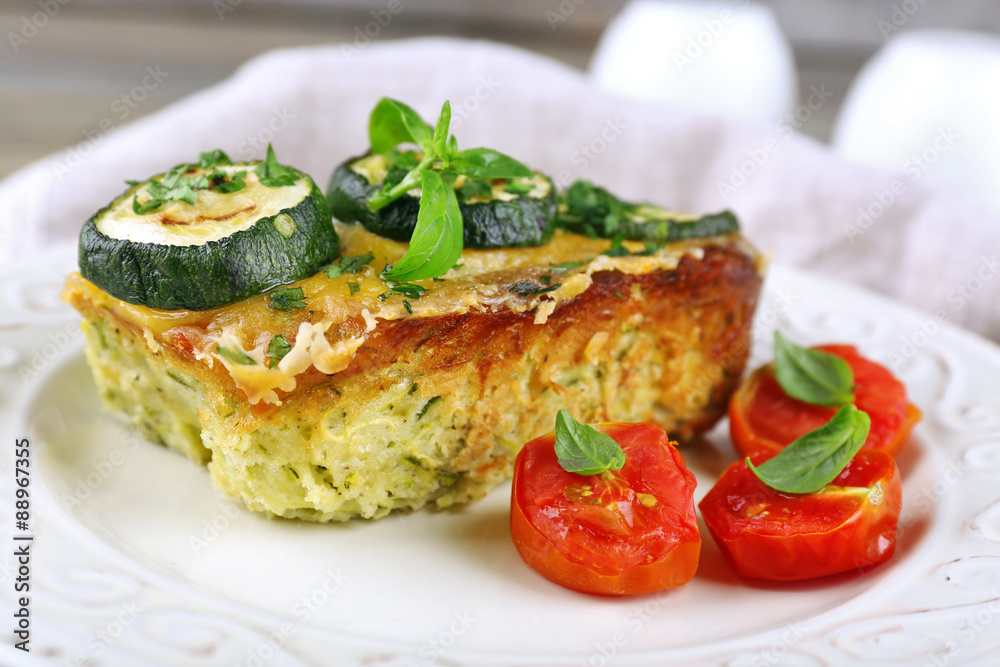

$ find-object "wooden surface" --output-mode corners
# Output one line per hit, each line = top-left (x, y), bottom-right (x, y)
(3, 0), (998, 180)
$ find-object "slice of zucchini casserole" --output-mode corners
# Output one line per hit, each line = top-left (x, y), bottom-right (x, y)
(64, 105), (763, 522)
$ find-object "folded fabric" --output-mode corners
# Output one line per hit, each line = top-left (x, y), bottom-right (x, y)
(2, 37), (997, 340)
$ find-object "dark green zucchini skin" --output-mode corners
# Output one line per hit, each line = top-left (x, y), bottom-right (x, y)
(555, 180), (739, 242)
(79, 176), (338, 311)
(614, 210), (740, 243)
(325, 157), (558, 249)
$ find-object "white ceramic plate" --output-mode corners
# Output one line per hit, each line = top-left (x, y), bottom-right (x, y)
(3, 245), (1000, 667)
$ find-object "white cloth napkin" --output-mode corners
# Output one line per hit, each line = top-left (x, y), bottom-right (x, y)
(2, 37), (998, 340)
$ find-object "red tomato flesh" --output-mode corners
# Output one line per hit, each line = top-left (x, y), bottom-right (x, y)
(730, 344), (921, 459)
(699, 449), (902, 581)
(510, 422), (700, 596)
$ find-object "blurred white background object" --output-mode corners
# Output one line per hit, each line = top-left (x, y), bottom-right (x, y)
(833, 30), (1000, 215)
(589, 0), (797, 124)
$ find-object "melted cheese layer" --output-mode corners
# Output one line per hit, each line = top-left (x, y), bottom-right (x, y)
(65, 222), (757, 405)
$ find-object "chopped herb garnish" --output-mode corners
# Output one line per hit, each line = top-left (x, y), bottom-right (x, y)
(326, 252), (375, 279)
(348, 281), (361, 295)
(266, 334), (292, 367)
(198, 148), (233, 168)
(130, 149), (251, 213)
(540, 274), (552, 285)
(255, 144), (298, 188)
(379, 282), (426, 301)
(210, 169), (246, 194)
(603, 234), (630, 257)
(403, 299), (413, 314)
(132, 163), (198, 213)
(268, 287), (307, 312)
(551, 260), (585, 271)
(216, 345), (256, 365)
(614, 292), (626, 299)
(509, 280), (560, 296)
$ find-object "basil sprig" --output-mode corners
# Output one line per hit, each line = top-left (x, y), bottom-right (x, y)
(773, 331), (855, 406)
(364, 97), (533, 282)
(747, 404), (871, 494)
(553, 409), (625, 476)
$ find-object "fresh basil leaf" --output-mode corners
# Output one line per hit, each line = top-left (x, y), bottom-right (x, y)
(268, 287), (307, 312)
(432, 100), (451, 160)
(387, 149), (420, 170)
(216, 345), (256, 365)
(554, 409), (625, 476)
(348, 281), (361, 296)
(266, 334), (292, 365)
(774, 331), (855, 406)
(198, 148), (232, 168)
(369, 97), (434, 154)
(449, 147), (533, 180)
(747, 404), (871, 494)
(255, 144), (297, 188)
(381, 170), (462, 281)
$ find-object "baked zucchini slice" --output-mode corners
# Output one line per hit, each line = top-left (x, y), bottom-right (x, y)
(326, 151), (557, 248)
(556, 180), (739, 242)
(79, 149), (338, 311)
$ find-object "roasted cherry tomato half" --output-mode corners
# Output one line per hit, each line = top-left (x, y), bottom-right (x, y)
(510, 422), (700, 596)
(730, 344), (921, 459)
(699, 449), (902, 581)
